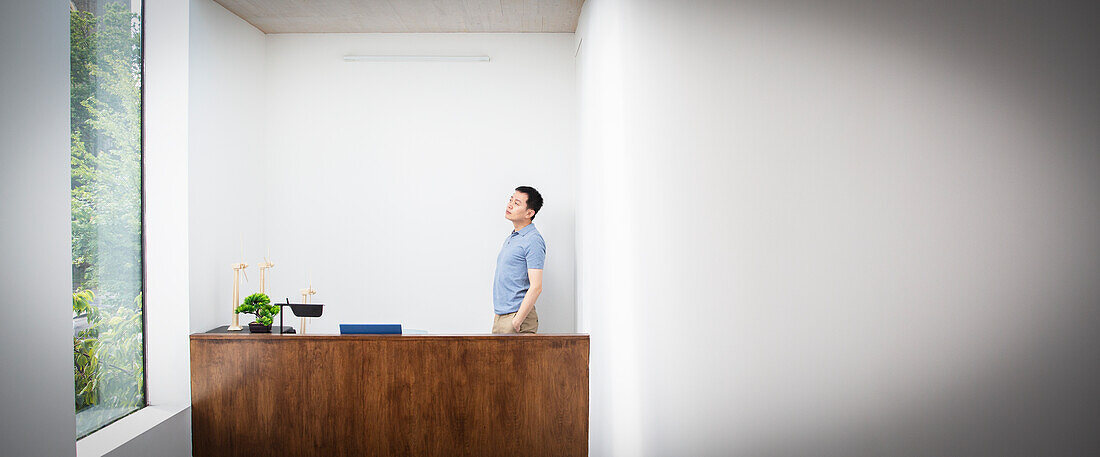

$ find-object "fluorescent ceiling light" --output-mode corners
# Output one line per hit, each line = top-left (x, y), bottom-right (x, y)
(343, 55), (490, 62)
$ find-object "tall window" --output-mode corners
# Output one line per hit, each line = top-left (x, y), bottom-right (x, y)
(71, 0), (145, 438)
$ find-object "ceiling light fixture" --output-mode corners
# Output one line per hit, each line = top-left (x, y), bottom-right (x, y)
(342, 55), (490, 62)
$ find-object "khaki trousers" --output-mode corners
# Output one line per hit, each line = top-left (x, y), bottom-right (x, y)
(492, 308), (539, 334)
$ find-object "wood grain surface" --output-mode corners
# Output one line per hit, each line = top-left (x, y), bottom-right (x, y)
(190, 334), (589, 457)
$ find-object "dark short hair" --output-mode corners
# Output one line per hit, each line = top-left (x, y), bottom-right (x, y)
(515, 186), (543, 220)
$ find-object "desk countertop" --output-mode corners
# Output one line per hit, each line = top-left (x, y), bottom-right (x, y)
(191, 331), (589, 340)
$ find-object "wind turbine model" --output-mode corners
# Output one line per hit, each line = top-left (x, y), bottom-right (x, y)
(228, 261), (249, 331)
(258, 256), (274, 295)
(228, 240), (249, 331)
(298, 277), (317, 334)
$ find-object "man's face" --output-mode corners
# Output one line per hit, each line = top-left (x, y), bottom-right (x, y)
(505, 191), (534, 222)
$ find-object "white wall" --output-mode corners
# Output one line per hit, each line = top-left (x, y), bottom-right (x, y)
(575, 1), (640, 455)
(101, 408), (190, 457)
(577, 0), (1100, 455)
(144, 0), (193, 411)
(0, 0), (77, 455)
(261, 33), (577, 334)
(188, 0), (268, 334)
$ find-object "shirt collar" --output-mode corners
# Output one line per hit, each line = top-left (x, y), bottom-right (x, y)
(512, 223), (537, 236)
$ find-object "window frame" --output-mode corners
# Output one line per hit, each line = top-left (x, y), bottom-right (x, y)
(71, 0), (149, 438)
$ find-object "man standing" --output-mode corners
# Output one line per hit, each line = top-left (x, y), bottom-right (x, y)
(492, 186), (545, 334)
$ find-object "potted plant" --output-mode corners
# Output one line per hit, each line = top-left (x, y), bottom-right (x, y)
(235, 293), (279, 333)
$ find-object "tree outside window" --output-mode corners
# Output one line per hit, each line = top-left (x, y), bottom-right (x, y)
(70, 0), (145, 439)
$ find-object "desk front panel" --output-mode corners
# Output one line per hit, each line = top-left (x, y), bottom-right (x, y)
(190, 334), (589, 457)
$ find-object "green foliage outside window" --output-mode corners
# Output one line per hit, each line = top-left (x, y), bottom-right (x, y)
(73, 290), (99, 408)
(71, 1), (145, 438)
(74, 291), (143, 412)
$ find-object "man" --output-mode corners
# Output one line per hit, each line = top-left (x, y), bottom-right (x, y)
(492, 186), (546, 334)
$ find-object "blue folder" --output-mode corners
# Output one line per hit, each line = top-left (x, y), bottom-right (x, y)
(339, 323), (402, 335)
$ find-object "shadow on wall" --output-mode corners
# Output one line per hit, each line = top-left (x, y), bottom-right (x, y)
(577, 0), (1100, 456)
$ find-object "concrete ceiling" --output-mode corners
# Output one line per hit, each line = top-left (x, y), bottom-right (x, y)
(213, 0), (585, 33)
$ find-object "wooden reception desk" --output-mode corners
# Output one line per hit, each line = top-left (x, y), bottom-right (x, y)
(190, 333), (589, 457)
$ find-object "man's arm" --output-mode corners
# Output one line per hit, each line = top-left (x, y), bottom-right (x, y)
(512, 269), (543, 331)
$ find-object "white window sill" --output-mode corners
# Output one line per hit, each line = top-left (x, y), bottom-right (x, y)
(76, 403), (189, 457)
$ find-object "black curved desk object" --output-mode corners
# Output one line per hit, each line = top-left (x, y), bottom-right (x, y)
(278, 298), (324, 334)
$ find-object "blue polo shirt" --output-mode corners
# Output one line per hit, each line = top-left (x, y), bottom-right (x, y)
(493, 223), (546, 315)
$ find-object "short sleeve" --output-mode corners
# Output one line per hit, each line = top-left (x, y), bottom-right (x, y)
(524, 236), (546, 269)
